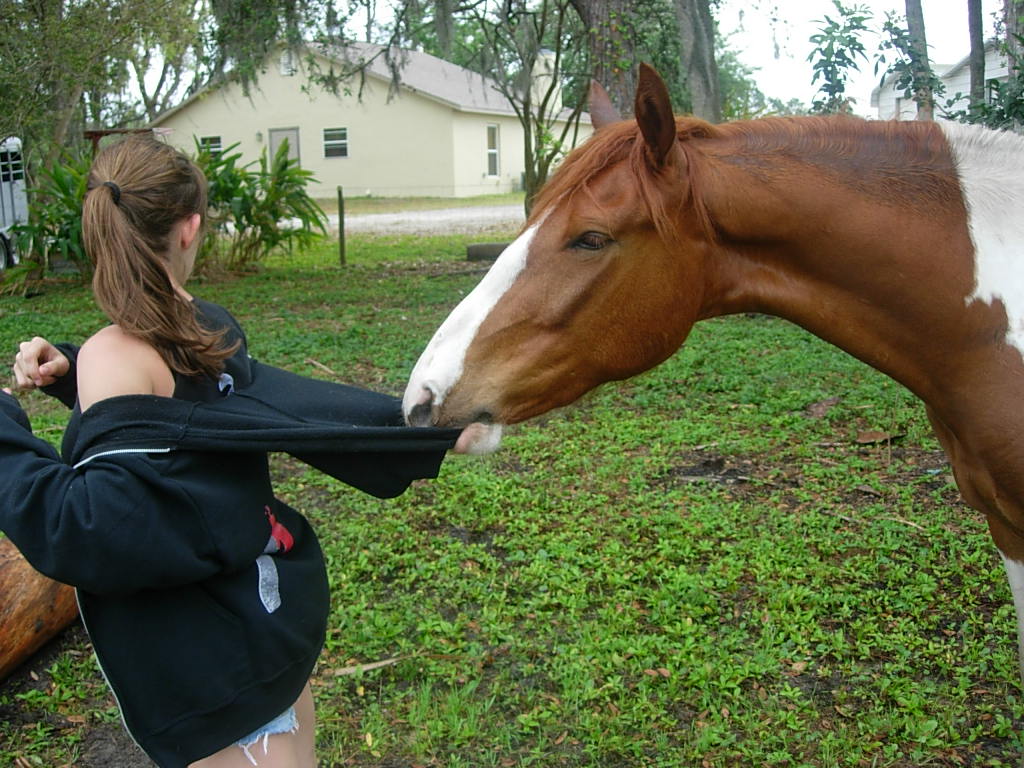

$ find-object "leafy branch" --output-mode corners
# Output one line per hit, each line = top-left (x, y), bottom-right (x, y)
(806, 0), (872, 114)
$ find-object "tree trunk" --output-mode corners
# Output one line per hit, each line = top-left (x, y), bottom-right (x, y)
(673, 0), (721, 122)
(569, 0), (638, 117)
(905, 0), (934, 120)
(43, 81), (85, 170)
(1008, 0), (1023, 74)
(968, 0), (986, 110)
(1006, 0), (1024, 132)
(0, 538), (78, 681)
(434, 0), (454, 59)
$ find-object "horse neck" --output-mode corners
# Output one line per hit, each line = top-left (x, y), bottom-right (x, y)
(695, 118), (978, 406)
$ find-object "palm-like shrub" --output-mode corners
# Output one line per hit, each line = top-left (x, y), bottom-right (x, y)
(3, 149), (91, 293)
(195, 139), (328, 272)
(2, 138), (327, 292)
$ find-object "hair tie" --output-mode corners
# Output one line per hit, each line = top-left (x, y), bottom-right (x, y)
(102, 181), (121, 205)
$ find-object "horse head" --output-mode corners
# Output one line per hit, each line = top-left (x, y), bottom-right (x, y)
(404, 65), (716, 448)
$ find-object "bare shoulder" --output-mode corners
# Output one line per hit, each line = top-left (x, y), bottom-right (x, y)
(77, 326), (175, 411)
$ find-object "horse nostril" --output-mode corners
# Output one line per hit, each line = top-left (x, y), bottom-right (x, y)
(407, 387), (435, 427)
(408, 401), (433, 427)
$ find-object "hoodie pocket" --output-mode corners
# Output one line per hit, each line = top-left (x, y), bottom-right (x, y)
(88, 584), (253, 735)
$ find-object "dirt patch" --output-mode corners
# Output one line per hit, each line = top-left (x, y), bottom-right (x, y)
(79, 724), (154, 767)
(0, 623), (156, 767)
(651, 454), (758, 488)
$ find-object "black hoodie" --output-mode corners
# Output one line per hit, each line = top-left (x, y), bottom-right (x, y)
(0, 300), (459, 766)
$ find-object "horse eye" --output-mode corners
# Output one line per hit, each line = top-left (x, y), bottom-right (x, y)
(572, 232), (612, 251)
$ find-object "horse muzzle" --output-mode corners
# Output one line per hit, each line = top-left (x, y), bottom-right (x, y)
(404, 383), (504, 454)
(404, 381), (496, 427)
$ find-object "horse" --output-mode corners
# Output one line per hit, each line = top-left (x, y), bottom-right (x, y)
(402, 63), (1024, 678)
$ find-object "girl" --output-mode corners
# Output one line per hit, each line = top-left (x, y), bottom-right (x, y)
(2, 136), (475, 767)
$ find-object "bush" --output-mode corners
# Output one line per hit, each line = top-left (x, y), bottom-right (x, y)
(1, 138), (328, 293)
(194, 139), (328, 272)
(3, 149), (91, 293)
(945, 73), (1024, 131)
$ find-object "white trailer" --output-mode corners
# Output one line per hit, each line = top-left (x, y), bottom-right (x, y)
(0, 136), (28, 270)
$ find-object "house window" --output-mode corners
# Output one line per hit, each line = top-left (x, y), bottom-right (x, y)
(280, 49), (297, 77)
(323, 128), (348, 158)
(987, 79), (1000, 106)
(199, 136), (222, 157)
(486, 124), (499, 176)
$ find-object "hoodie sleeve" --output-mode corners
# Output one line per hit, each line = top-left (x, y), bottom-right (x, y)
(240, 360), (458, 497)
(0, 392), (268, 595)
(39, 343), (80, 409)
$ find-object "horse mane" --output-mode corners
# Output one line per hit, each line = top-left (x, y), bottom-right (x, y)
(719, 115), (962, 211)
(529, 114), (964, 242)
(528, 118), (721, 244)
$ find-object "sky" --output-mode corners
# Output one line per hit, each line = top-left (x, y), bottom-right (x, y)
(715, 0), (1002, 116)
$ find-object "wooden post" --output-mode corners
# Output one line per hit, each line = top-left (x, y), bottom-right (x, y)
(337, 186), (346, 266)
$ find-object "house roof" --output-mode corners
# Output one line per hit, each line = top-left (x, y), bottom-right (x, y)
(152, 42), (572, 126)
(334, 42), (518, 117)
(940, 39), (1006, 79)
(870, 39), (1005, 106)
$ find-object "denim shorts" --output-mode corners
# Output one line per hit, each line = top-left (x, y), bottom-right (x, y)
(235, 705), (299, 765)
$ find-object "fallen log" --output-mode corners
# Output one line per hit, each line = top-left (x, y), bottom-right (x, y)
(0, 537), (78, 681)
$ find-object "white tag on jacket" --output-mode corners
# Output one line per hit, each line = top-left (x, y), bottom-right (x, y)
(255, 555), (281, 613)
(218, 372), (235, 394)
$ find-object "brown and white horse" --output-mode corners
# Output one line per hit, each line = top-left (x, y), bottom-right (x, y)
(403, 64), (1024, 676)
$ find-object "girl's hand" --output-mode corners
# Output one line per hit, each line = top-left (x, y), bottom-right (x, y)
(12, 337), (69, 391)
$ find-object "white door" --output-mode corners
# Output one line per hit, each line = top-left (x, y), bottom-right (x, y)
(268, 127), (300, 164)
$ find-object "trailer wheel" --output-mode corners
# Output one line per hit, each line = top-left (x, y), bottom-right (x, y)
(0, 235), (12, 271)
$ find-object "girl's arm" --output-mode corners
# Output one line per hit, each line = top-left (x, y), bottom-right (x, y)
(0, 391), (270, 594)
(0, 327), (265, 594)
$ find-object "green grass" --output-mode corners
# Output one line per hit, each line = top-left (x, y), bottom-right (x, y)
(1, 231), (1022, 766)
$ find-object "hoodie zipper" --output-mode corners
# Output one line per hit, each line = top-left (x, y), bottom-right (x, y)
(73, 447), (171, 470)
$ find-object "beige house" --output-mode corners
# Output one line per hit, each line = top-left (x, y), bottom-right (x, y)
(871, 42), (1010, 121)
(152, 44), (592, 199)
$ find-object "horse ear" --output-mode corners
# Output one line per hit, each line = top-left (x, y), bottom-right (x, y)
(589, 79), (621, 130)
(634, 63), (676, 167)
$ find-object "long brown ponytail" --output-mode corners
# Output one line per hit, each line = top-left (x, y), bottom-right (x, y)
(83, 136), (237, 379)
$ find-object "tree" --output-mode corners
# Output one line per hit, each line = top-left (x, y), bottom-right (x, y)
(208, 0), (311, 92)
(465, 0), (588, 213)
(877, 9), (943, 121)
(569, 0), (639, 116)
(567, 0), (722, 121)
(0, 0), (190, 171)
(1008, 0), (1024, 73)
(903, 0), (934, 120)
(946, 0), (1024, 129)
(129, 0), (209, 122)
(968, 0), (986, 110)
(1003, 0), (1024, 130)
(673, 0), (721, 121)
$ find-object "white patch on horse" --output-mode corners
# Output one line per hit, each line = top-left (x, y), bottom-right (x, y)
(941, 121), (1024, 356)
(999, 552), (1024, 679)
(403, 220), (541, 418)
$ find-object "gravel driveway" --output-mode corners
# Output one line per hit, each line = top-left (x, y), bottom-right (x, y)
(327, 203), (525, 235)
